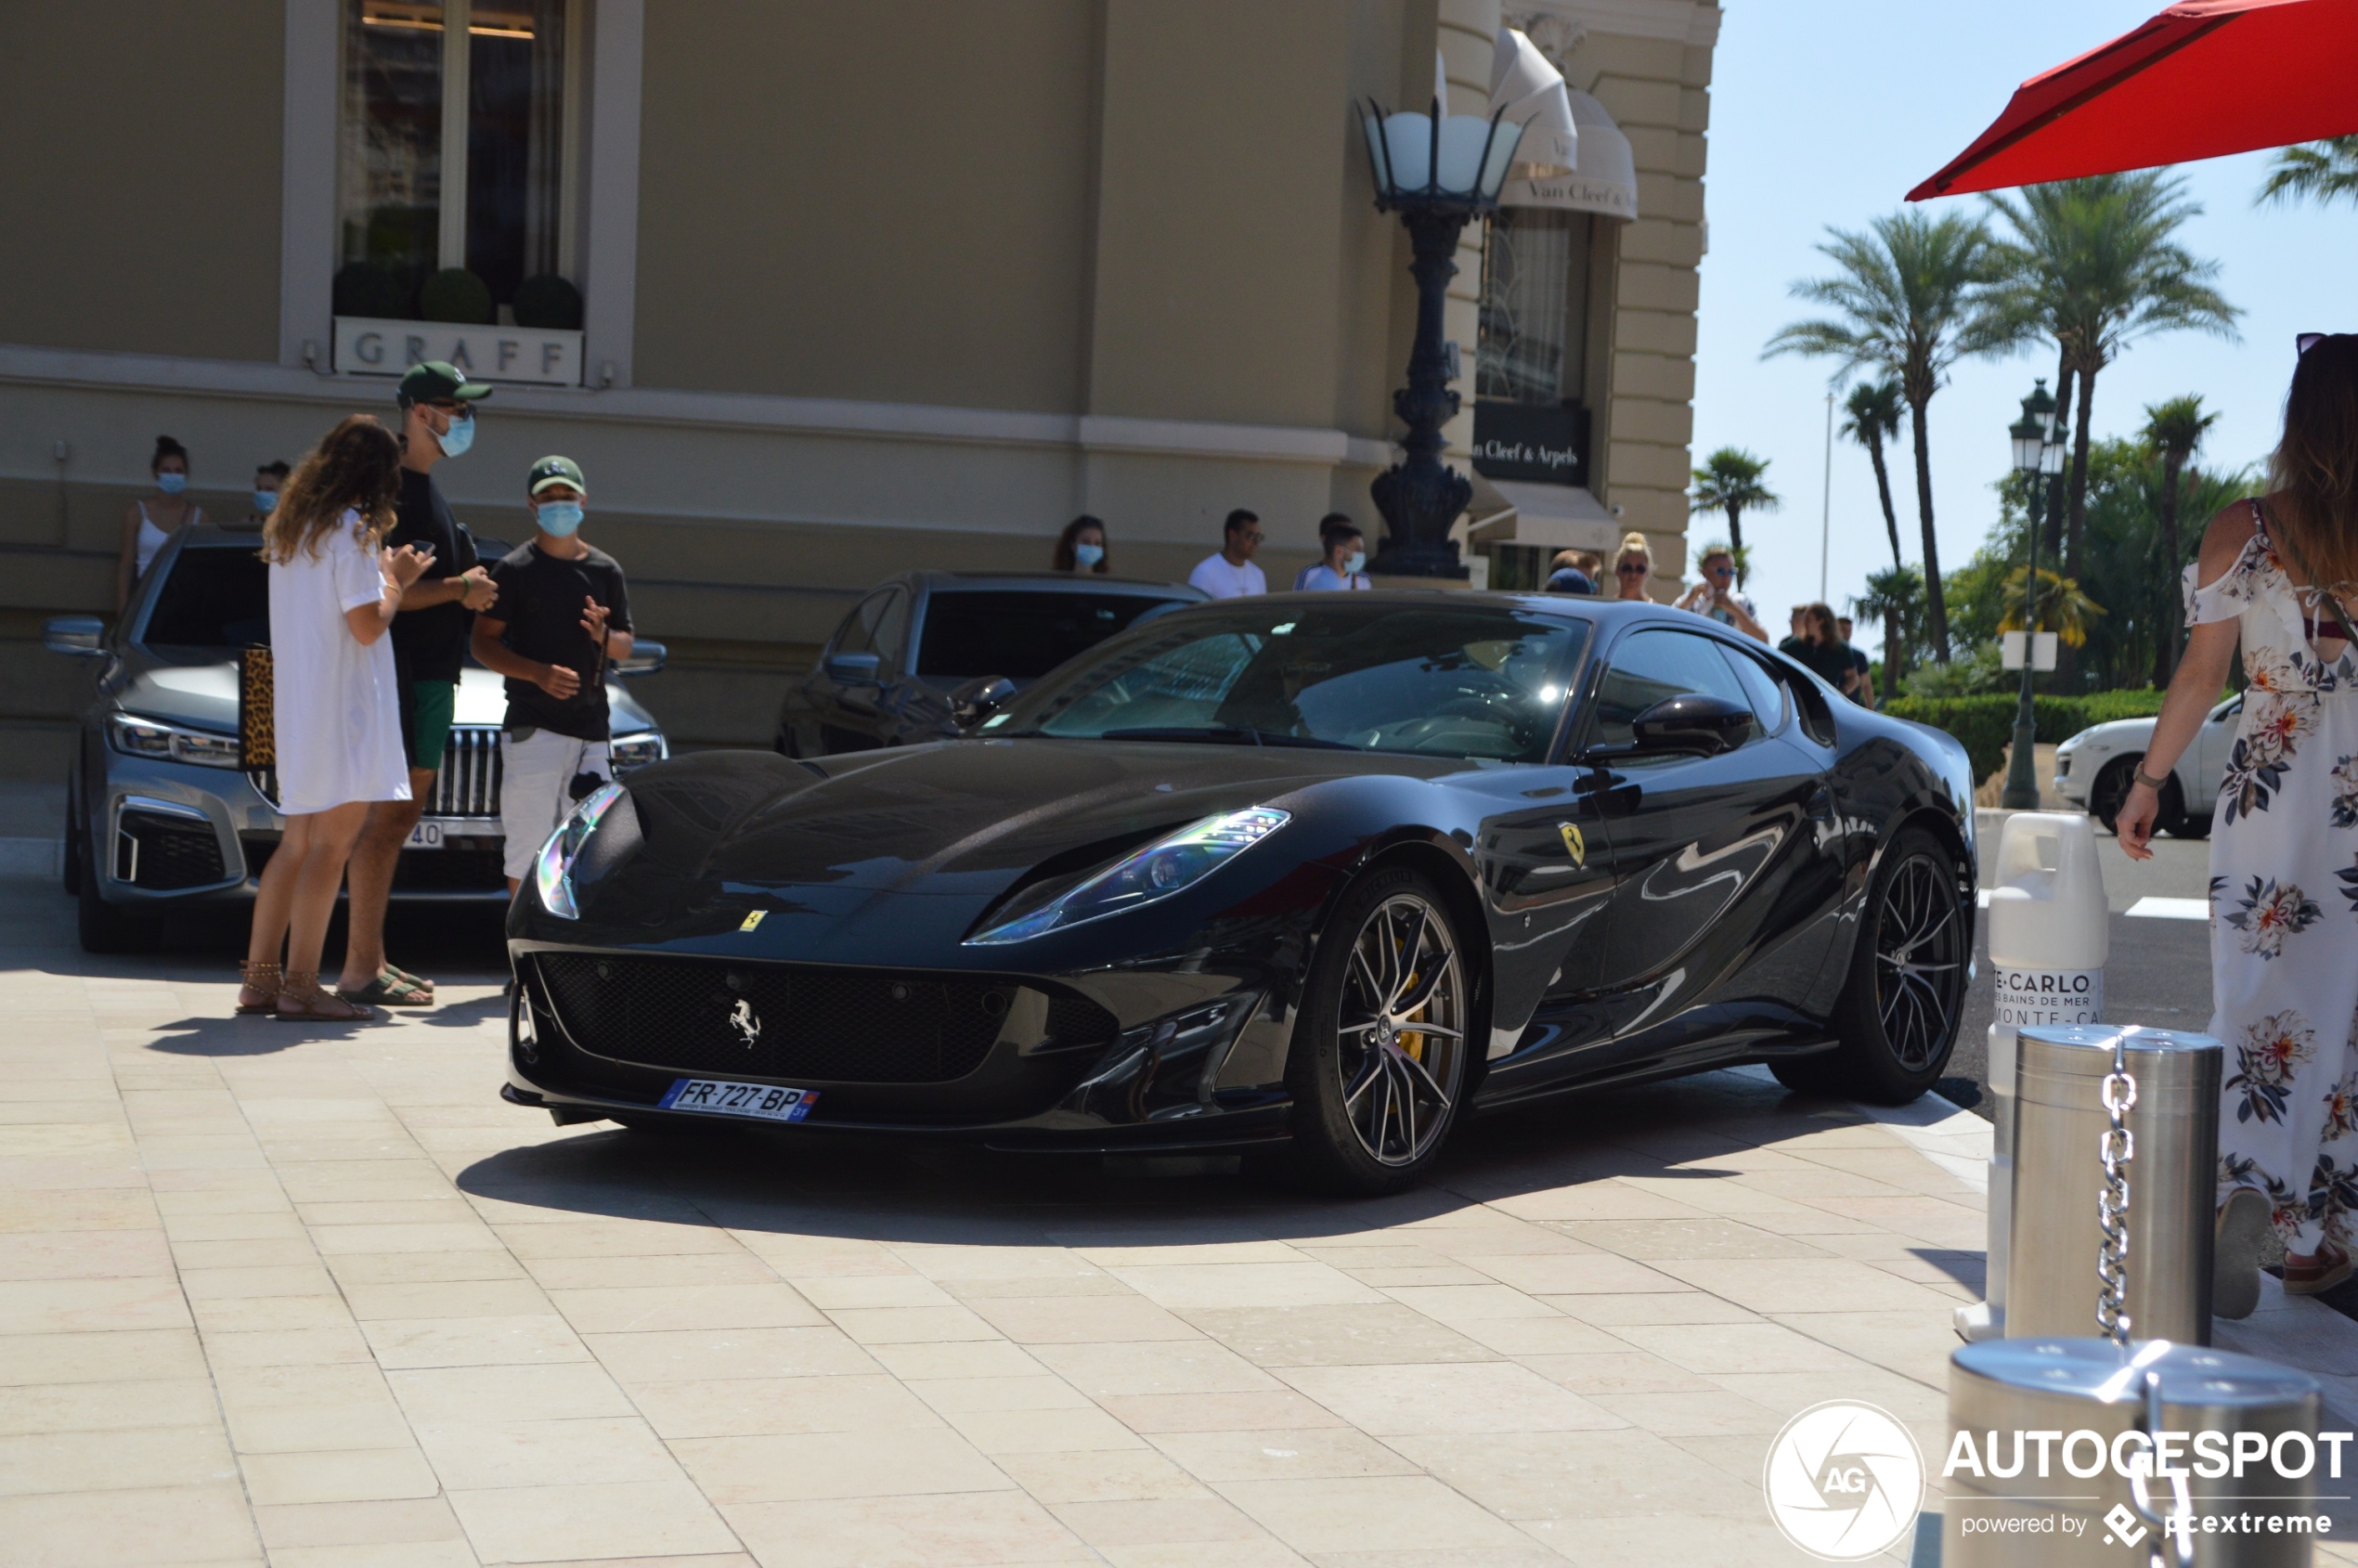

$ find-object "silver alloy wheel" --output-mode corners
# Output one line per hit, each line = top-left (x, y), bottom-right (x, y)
(1873, 851), (1966, 1070)
(1337, 892), (1465, 1167)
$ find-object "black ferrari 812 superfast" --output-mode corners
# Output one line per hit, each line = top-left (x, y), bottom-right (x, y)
(503, 593), (1976, 1194)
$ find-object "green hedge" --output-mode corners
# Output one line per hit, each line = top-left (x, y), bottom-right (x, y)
(1882, 690), (2169, 786)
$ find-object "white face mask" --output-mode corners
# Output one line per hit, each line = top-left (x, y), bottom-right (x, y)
(1343, 551), (1367, 577)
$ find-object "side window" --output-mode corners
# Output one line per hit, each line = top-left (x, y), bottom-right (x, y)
(1587, 628), (1759, 752)
(1718, 644), (1790, 735)
(871, 590), (912, 673)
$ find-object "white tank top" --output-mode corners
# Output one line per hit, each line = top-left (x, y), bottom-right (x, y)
(134, 501), (201, 577)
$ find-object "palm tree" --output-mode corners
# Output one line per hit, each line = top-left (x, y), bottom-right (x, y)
(2141, 394), (2221, 685)
(1839, 379), (1907, 568)
(1766, 211), (2015, 661)
(2001, 566), (2105, 648)
(1854, 564), (1924, 704)
(1983, 175), (2239, 602)
(1689, 448), (1780, 585)
(2261, 137), (2358, 208)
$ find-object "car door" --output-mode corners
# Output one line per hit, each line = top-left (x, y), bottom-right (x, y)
(1580, 625), (1840, 1056)
(1463, 757), (1621, 1069)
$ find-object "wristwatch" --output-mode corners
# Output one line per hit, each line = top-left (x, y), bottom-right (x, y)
(2131, 760), (2170, 792)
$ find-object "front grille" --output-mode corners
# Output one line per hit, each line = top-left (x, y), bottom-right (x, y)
(247, 726), (502, 817)
(434, 727), (502, 816)
(115, 809), (226, 890)
(532, 953), (1069, 1084)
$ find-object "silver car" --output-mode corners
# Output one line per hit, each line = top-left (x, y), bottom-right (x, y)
(2052, 693), (2241, 836)
(49, 522), (667, 952)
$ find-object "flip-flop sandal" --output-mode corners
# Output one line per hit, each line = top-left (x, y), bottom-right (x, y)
(336, 969), (435, 1006)
(384, 963), (434, 995)
(276, 974), (373, 1022)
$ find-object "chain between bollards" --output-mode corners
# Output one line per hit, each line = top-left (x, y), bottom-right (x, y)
(2096, 1030), (2138, 1345)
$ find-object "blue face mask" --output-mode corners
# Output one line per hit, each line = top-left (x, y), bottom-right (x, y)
(253, 490), (279, 513)
(434, 410), (475, 460)
(1343, 551), (1367, 577)
(156, 473), (188, 495)
(1074, 542), (1105, 568)
(536, 499), (584, 538)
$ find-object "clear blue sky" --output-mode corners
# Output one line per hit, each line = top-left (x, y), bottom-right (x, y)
(1691, 0), (2348, 657)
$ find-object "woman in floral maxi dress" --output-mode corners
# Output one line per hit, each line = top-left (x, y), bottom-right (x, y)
(2121, 334), (2358, 1316)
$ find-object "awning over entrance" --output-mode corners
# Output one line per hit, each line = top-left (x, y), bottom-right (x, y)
(1470, 479), (1622, 552)
(1487, 29), (1638, 220)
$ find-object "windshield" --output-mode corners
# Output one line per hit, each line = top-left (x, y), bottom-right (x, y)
(141, 546), (269, 652)
(993, 601), (1588, 763)
(914, 590), (1187, 680)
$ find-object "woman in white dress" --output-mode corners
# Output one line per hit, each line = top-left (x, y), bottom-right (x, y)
(2121, 333), (2358, 1315)
(236, 418), (431, 1021)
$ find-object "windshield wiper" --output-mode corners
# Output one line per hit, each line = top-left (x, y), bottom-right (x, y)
(1098, 727), (1356, 751)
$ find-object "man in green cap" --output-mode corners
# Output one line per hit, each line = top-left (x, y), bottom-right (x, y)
(470, 455), (634, 895)
(333, 361), (498, 1006)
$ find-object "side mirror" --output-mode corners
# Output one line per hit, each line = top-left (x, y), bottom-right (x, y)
(613, 639), (667, 678)
(1629, 693), (1752, 757)
(823, 650), (883, 685)
(949, 675), (1017, 730)
(44, 616), (106, 657)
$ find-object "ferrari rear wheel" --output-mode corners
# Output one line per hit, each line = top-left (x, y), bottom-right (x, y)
(1287, 868), (1470, 1196)
(1773, 828), (1965, 1105)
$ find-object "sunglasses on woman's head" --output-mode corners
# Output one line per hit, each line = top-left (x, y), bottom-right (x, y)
(2300, 332), (2329, 355)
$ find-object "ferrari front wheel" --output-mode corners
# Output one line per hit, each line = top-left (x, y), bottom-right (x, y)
(1287, 867), (1470, 1196)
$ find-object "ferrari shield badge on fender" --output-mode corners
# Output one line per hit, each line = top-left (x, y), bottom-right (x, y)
(739, 910), (767, 932)
(1558, 822), (1586, 868)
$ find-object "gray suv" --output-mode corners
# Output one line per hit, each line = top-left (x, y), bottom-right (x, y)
(49, 522), (667, 952)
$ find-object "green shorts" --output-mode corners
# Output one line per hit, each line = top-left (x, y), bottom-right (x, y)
(404, 680), (457, 772)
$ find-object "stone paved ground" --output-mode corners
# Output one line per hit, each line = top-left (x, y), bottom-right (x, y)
(2, 873), (2352, 1568)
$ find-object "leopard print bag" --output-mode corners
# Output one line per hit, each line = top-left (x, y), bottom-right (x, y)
(239, 646), (275, 770)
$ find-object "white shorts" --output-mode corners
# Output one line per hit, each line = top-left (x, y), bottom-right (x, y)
(500, 729), (611, 881)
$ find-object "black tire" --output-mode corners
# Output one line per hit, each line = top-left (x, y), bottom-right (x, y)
(1285, 867), (1472, 1196)
(2157, 774), (2197, 838)
(2088, 758), (2135, 835)
(77, 867), (158, 954)
(1774, 828), (1967, 1105)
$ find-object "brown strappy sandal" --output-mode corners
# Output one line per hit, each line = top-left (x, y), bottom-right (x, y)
(237, 961), (282, 1015)
(275, 971), (372, 1022)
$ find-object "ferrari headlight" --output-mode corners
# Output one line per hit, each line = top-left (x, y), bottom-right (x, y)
(965, 808), (1289, 946)
(534, 782), (627, 920)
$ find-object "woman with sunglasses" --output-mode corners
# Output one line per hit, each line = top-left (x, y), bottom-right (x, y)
(2120, 331), (2358, 1314)
(1673, 545), (1769, 642)
(1610, 532), (1653, 602)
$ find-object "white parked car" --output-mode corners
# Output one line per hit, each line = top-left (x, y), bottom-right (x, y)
(2052, 693), (2241, 836)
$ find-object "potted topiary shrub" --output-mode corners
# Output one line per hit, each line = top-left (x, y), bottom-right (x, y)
(332, 262), (408, 319)
(512, 274), (584, 330)
(420, 268), (494, 325)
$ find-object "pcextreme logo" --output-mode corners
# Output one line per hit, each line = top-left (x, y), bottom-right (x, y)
(1763, 1401), (1926, 1561)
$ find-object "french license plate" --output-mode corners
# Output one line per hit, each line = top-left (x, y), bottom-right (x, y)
(658, 1078), (820, 1123)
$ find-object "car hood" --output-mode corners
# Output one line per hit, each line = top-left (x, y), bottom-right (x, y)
(616, 739), (1462, 900)
(111, 655), (659, 736)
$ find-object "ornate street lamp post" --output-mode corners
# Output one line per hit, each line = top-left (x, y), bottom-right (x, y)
(1359, 96), (1522, 577)
(2000, 381), (2066, 810)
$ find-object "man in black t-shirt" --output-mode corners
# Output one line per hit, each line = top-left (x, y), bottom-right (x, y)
(334, 362), (499, 1007)
(470, 456), (634, 894)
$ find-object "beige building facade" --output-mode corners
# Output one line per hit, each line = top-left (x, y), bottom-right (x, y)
(0, 0), (1718, 766)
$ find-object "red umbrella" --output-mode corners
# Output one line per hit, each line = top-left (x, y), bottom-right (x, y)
(1909, 0), (2358, 201)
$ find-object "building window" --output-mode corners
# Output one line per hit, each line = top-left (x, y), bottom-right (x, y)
(1472, 210), (1596, 489)
(336, 0), (579, 325)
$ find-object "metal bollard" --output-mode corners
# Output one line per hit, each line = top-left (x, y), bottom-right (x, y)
(2008, 1026), (2222, 1346)
(1960, 811), (2109, 1343)
(1944, 1337), (2323, 1565)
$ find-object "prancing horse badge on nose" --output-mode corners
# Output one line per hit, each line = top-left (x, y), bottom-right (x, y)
(729, 998), (762, 1049)
(1558, 822), (1586, 867)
